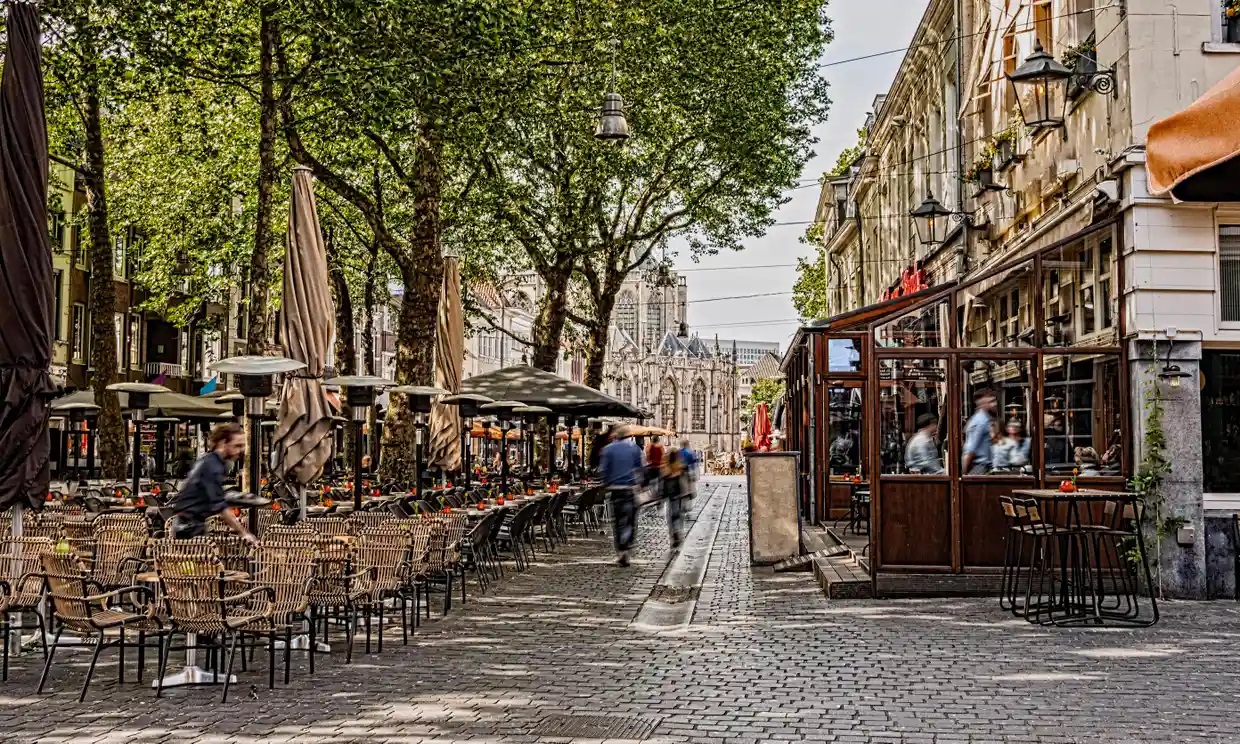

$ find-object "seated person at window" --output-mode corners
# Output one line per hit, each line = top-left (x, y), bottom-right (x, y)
(1075, 446), (1102, 476)
(993, 419), (1032, 473)
(904, 414), (944, 474)
(1100, 429), (1123, 472)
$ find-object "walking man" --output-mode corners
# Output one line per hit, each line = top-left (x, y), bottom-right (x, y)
(600, 425), (644, 566)
(168, 422), (259, 545)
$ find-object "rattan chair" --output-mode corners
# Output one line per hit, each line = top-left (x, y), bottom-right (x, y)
(305, 536), (370, 664)
(151, 539), (277, 701)
(36, 551), (162, 701)
(352, 526), (415, 652)
(91, 529), (149, 590)
(0, 537), (53, 679)
(307, 517), (351, 539)
(250, 538), (317, 680)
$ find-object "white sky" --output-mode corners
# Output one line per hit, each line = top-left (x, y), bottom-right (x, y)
(673, 0), (929, 354)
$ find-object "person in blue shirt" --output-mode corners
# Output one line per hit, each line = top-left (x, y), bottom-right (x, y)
(600, 425), (644, 566)
(168, 423), (258, 544)
(962, 388), (998, 475)
(678, 439), (698, 500)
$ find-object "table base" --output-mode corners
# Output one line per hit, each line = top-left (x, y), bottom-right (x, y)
(152, 665), (236, 688)
(273, 634), (330, 652)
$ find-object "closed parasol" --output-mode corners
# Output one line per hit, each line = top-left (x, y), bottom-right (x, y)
(427, 248), (464, 472)
(0, 1), (53, 511)
(273, 167), (336, 486)
(1147, 65), (1240, 202)
(753, 401), (772, 452)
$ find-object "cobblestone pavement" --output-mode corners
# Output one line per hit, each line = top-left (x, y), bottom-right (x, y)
(2, 477), (1239, 743)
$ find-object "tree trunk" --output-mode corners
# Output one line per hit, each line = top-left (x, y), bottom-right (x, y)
(325, 230), (355, 469)
(247, 2), (278, 355)
(362, 250), (377, 376)
(583, 274), (621, 390)
(531, 256), (574, 372)
(82, 67), (125, 480)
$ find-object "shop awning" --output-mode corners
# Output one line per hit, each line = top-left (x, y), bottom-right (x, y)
(1148, 64), (1240, 202)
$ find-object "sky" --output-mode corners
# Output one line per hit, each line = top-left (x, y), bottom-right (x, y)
(674, 0), (929, 354)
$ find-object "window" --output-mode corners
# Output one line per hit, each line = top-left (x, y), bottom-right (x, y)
(52, 271), (63, 341)
(1073, 0), (1095, 42)
(828, 338), (862, 372)
(1033, 0), (1054, 52)
(1202, 351), (1240, 492)
(960, 358), (1034, 476)
(1043, 353), (1122, 477)
(616, 291), (637, 342)
(128, 314), (142, 370)
(691, 380), (707, 432)
(49, 212), (65, 253)
(879, 358), (947, 474)
(646, 291), (664, 350)
(1221, 225), (1240, 322)
(875, 299), (950, 348)
(959, 262), (1034, 348)
(113, 313), (123, 361)
(659, 379), (677, 431)
(113, 233), (127, 278)
(827, 384), (863, 477)
(1002, 24), (1019, 114)
(71, 304), (86, 362)
(620, 378), (633, 404)
(1042, 228), (1118, 345)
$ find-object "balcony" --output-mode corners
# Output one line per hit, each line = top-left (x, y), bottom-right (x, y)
(145, 362), (184, 379)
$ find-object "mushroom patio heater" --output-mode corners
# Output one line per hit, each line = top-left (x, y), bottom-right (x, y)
(480, 400), (523, 494)
(513, 405), (552, 490)
(438, 392), (493, 489)
(217, 391), (245, 423)
(211, 356), (307, 529)
(389, 384), (447, 498)
(106, 382), (172, 499)
(58, 401), (99, 482)
(326, 375), (395, 510)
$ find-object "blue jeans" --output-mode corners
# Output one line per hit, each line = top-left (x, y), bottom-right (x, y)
(609, 487), (636, 553)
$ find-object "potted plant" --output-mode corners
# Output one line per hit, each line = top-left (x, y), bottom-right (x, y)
(1228, 0), (1240, 43)
(991, 128), (1017, 171)
(1062, 37), (1097, 99)
(967, 149), (1001, 193)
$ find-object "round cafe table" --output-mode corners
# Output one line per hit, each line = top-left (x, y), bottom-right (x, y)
(138, 569), (250, 688)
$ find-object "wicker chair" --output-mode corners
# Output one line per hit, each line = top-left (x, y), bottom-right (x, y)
(208, 533), (254, 574)
(151, 539), (278, 701)
(36, 551), (162, 701)
(349, 511), (393, 534)
(91, 529), (149, 590)
(92, 512), (148, 535)
(352, 526), (415, 652)
(305, 537), (371, 664)
(308, 517), (351, 539)
(251, 538), (317, 680)
(0, 537), (54, 679)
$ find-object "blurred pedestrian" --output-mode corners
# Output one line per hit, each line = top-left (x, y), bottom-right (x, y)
(644, 435), (665, 497)
(679, 438), (698, 501)
(661, 448), (689, 548)
(168, 422), (258, 544)
(601, 425), (644, 566)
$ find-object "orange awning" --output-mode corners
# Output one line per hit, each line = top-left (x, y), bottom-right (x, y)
(1148, 65), (1240, 201)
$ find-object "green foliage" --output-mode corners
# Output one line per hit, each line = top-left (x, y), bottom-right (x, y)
(825, 127), (866, 180)
(744, 377), (785, 420)
(792, 248), (826, 320)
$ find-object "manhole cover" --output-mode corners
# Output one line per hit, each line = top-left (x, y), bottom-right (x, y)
(648, 584), (701, 603)
(536, 713), (661, 739)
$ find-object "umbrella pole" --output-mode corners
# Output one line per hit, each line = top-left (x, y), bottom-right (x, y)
(352, 419), (365, 511)
(414, 412), (424, 499)
(86, 419), (95, 480)
(500, 421), (509, 495)
(130, 414), (144, 498)
(299, 484), (307, 521)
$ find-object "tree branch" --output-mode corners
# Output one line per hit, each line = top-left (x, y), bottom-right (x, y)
(480, 313), (534, 347)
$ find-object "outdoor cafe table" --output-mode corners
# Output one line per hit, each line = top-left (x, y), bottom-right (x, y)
(137, 569), (251, 687)
(1011, 489), (1159, 627)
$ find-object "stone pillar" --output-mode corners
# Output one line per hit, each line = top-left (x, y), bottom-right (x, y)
(1129, 339), (1206, 599)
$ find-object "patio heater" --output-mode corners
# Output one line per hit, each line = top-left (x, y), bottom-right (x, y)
(146, 416), (180, 478)
(438, 393), (493, 489)
(211, 356), (307, 530)
(58, 401), (98, 483)
(389, 385), (447, 497)
(106, 382), (171, 499)
(325, 375), (395, 510)
(218, 391), (245, 423)
(513, 405), (552, 490)
(480, 400), (523, 495)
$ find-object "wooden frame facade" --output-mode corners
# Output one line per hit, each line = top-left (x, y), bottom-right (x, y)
(783, 219), (1129, 591)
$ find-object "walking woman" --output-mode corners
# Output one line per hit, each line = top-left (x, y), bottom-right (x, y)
(661, 448), (689, 549)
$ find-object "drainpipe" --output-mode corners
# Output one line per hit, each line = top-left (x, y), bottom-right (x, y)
(806, 339), (818, 526)
(953, 0), (969, 279)
(853, 196), (867, 303)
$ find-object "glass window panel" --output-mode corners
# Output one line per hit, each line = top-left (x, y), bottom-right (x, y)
(1042, 228), (1118, 347)
(958, 262), (1035, 348)
(960, 358), (1034, 476)
(1202, 351), (1240, 492)
(826, 384), (864, 478)
(828, 337), (862, 372)
(879, 359), (947, 475)
(875, 299), (949, 348)
(1043, 353), (1123, 478)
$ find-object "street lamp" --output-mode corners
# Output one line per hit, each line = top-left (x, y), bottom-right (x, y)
(910, 193), (958, 246)
(438, 392), (494, 488)
(389, 384), (447, 498)
(480, 400), (523, 494)
(594, 40), (630, 143)
(325, 375), (395, 510)
(1007, 39), (1117, 132)
(211, 356), (306, 528)
(106, 382), (171, 499)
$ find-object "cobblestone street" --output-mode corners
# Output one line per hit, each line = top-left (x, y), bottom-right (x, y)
(2, 478), (1239, 743)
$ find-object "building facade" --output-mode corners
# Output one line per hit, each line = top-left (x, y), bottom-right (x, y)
(809, 0), (1240, 598)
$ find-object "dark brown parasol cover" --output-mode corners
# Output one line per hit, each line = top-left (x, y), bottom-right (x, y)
(0, 1), (54, 510)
